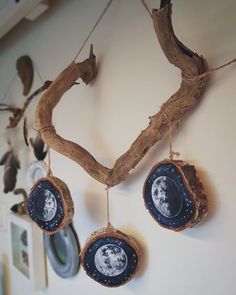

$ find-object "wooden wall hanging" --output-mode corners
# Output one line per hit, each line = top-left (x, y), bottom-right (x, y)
(28, 176), (74, 233)
(35, 1), (209, 187)
(81, 226), (140, 287)
(143, 159), (208, 231)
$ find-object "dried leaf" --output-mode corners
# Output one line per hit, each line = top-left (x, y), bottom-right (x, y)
(16, 55), (34, 96)
(30, 134), (47, 161)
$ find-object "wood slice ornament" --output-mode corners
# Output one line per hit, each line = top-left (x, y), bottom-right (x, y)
(81, 225), (140, 287)
(143, 159), (208, 231)
(28, 176), (74, 234)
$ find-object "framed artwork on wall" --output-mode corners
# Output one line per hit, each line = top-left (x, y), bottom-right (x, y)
(9, 213), (47, 291)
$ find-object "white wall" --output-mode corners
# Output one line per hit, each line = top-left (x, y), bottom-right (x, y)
(0, 0), (236, 294)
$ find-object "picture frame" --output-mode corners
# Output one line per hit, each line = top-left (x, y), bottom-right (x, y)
(9, 213), (47, 291)
(44, 224), (80, 278)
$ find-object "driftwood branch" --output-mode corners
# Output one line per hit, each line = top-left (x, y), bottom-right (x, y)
(35, 3), (209, 187)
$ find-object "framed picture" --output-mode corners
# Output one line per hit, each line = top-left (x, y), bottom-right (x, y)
(9, 213), (47, 290)
(44, 224), (80, 278)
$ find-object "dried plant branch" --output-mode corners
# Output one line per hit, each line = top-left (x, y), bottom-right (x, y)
(6, 81), (52, 128)
(35, 3), (209, 187)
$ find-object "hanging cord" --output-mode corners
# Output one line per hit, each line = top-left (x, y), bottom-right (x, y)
(183, 57), (236, 82)
(73, 0), (114, 61)
(47, 147), (52, 177)
(167, 122), (180, 160)
(163, 112), (180, 160)
(0, 72), (17, 104)
(105, 185), (112, 228)
(141, 0), (152, 18)
(33, 61), (46, 84)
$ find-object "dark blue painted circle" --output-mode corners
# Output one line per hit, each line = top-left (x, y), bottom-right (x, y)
(144, 162), (196, 229)
(82, 236), (139, 287)
(28, 179), (65, 232)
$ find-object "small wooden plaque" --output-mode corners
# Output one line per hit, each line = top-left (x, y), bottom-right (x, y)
(28, 176), (74, 234)
(143, 159), (208, 231)
(81, 226), (140, 287)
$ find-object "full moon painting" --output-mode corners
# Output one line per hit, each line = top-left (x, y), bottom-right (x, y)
(94, 244), (128, 277)
(151, 176), (183, 218)
(35, 189), (57, 221)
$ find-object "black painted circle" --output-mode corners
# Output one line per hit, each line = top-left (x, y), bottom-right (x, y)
(28, 179), (65, 232)
(82, 236), (139, 287)
(144, 162), (196, 229)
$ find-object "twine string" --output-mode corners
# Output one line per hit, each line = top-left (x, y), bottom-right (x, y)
(37, 125), (55, 133)
(0, 73), (17, 104)
(183, 57), (236, 82)
(47, 147), (52, 177)
(141, 0), (152, 18)
(73, 0), (114, 61)
(167, 121), (180, 160)
(105, 186), (112, 228)
(163, 111), (180, 160)
(33, 61), (46, 84)
(73, 0), (154, 61)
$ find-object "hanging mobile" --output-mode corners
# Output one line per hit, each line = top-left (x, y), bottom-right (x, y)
(28, 148), (74, 234)
(81, 187), (140, 287)
(143, 122), (208, 231)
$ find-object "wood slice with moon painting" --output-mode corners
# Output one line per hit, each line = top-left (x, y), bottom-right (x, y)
(143, 160), (208, 231)
(28, 176), (74, 234)
(81, 226), (140, 287)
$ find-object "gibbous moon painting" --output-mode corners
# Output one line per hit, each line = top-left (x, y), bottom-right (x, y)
(94, 244), (128, 277)
(143, 160), (207, 230)
(35, 189), (57, 221)
(151, 176), (183, 218)
(28, 178), (68, 232)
